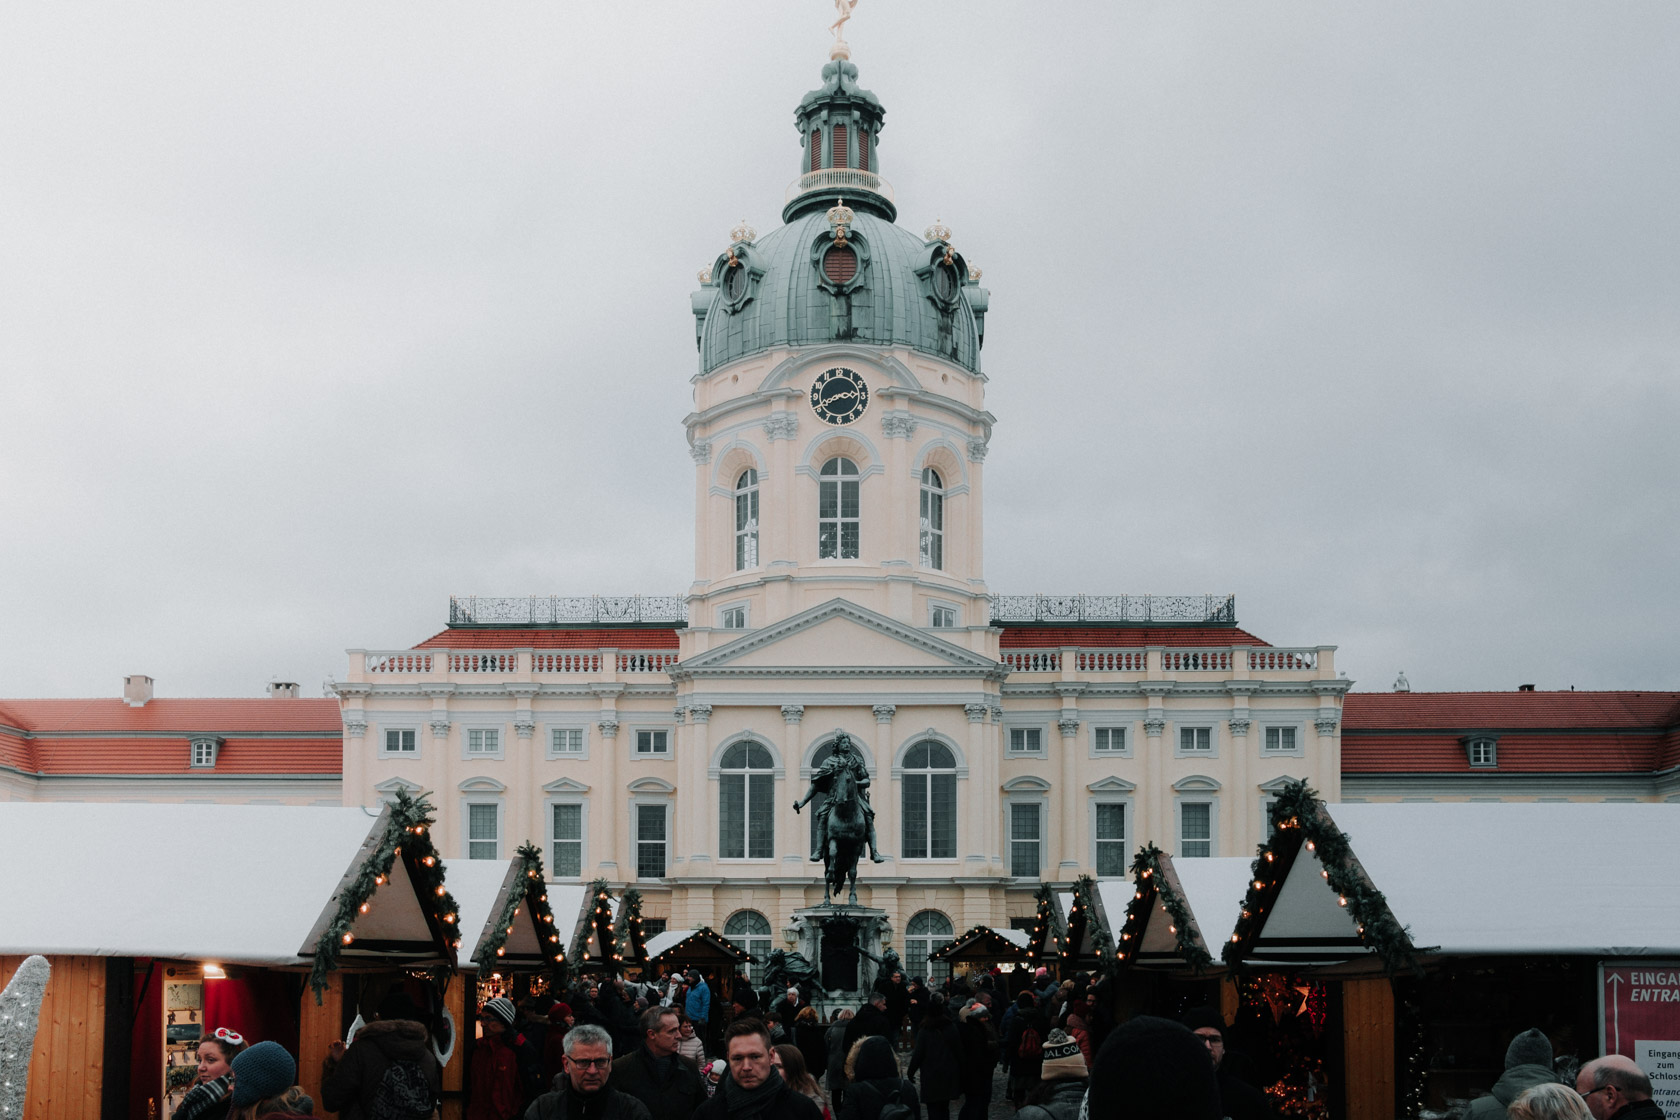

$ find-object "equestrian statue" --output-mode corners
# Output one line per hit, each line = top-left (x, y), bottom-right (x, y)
(793, 732), (885, 906)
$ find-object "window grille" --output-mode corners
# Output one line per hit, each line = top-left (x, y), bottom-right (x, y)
(900, 740), (957, 859)
(719, 741), (775, 859)
(818, 458), (860, 559)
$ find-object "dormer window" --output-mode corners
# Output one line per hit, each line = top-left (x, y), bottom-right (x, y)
(189, 736), (221, 769)
(1464, 736), (1499, 768)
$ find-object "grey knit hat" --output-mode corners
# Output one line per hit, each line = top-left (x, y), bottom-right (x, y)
(483, 996), (518, 1026)
(229, 1041), (297, 1107)
(1506, 1028), (1552, 1069)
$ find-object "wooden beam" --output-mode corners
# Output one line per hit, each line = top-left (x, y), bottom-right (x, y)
(297, 971), (343, 1113)
(1342, 977), (1395, 1120)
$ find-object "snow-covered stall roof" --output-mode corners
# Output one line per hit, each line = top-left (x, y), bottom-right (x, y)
(644, 928), (752, 966)
(0, 802), (383, 966)
(931, 925), (1029, 963)
(1238, 801), (1680, 968)
(450, 860), (584, 970)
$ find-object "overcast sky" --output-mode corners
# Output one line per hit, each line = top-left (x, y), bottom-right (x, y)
(3, 2), (1677, 700)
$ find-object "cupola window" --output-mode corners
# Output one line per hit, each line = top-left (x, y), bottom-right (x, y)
(735, 469), (759, 569)
(858, 131), (870, 172)
(919, 468), (945, 569)
(810, 130), (821, 172)
(823, 244), (858, 284)
(726, 263), (749, 303)
(932, 261), (958, 303)
(818, 456), (860, 559)
(831, 124), (849, 169)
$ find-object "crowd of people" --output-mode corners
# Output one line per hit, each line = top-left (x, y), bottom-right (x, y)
(168, 965), (1668, 1120)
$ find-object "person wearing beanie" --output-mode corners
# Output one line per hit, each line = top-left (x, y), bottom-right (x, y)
(1466, 1030), (1563, 1120)
(1179, 1008), (1269, 1120)
(838, 1035), (918, 1120)
(1003, 991), (1048, 1107)
(323, 988), (442, 1120)
(471, 996), (539, 1120)
(955, 1003), (998, 1120)
(1088, 1016), (1222, 1120)
(906, 994), (962, 1120)
(1015, 1030), (1088, 1120)
(230, 1041), (298, 1111)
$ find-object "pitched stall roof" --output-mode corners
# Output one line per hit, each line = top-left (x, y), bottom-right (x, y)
(644, 928), (754, 967)
(930, 925), (1029, 964)
(1111, 858), (1255, 972)
(448, 860), (585, 971)
(1341, 691), (1680, 775)
(1229, 801), (1680, 971)
(413, 629), (680, 650)
(0, 802), (450, 969)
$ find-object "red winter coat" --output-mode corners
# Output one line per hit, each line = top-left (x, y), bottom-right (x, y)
(467, 1030), (524, 1120)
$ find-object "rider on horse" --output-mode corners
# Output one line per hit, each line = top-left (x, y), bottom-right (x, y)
(793, 732), (887, 863)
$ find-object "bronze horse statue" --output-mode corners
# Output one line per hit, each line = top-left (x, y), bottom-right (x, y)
(821, 761), (868, 906)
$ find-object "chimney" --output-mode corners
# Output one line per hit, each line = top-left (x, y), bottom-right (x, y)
(1518, 683), (1536, 692)
(123, 674), (154, 707)
(268, 681), (300, 699)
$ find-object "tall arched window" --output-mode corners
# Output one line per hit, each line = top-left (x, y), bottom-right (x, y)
(724, 910), (773, 984)
(903, 909), (954, 985)
(719, 741), (775, 860)
(901, 740), (957, 859)
(735, 469), (759, 570)
(819, 457), (859, 559)
(919, 468), (944, 569)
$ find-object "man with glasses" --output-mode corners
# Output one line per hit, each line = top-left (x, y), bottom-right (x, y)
(1180, 1007), (1272, 1120)
(1575, 1055), (1664, 1120)
(524, 1024), (651, 1120)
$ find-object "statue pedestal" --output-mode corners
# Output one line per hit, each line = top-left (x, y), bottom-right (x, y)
(787, 904), (891, 1014)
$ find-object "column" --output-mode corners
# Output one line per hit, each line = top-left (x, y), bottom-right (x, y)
(985, 702), (1004, 869)
(1226, 684), (1255, 854)
(964, 703), (989, 868)
(510, 678), (539, 858)
(672, 704), (693, 872)
(688, 705), (713, 868)
(781, 705), (805, 866)
(425, 684), (454, 849)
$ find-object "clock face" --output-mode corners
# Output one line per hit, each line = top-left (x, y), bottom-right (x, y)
(810, 367), (869, 426)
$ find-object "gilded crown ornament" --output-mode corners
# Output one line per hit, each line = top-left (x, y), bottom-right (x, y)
(730, 218), (757, 245)
(698, 265), (713, 284)
(827, 198), (855, 244)
(968, 264), (983, 282)
(924, 218), (952, 244)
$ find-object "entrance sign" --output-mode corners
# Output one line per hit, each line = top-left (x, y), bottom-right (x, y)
(1599, 962), (1680, 1114)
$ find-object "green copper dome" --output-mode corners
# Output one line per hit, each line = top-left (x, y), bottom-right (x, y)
(691, 60), (990, 375)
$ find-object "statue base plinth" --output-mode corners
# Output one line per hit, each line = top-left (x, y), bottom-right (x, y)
(787, 904), (890, 1014)
(830, 38), (851, 61)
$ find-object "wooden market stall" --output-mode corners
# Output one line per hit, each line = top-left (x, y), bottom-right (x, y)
(1225, 784), (1680, 1120)
(643, 928), (754, 975)
(930, 925), (1031, 990)
(1056, 876), (1118, 977)
(0, 795), (462, 1120)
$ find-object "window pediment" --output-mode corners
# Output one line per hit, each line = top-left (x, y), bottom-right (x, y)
(1172, 774), (1222, 793)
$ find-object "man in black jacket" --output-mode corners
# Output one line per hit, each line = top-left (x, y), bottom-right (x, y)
(1577, 1055), (1666, 1120)
(842, 993), (892, 1053)
(526, 1024), (651, 1120)
(611, 1007), (707, 1120)
(1181, 1008), (1273, 1120)
(689, 1019), (822, 1120)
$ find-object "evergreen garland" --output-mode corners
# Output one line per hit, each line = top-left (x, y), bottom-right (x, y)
(1220, 780), (1424, 976)
(474, 843), (566, 969)
(1114, 843), (1214, 973)
(615, 886), (650, 969)
(1025, 883), (1060, 966)
(1065, 875), (1115, 976)
(575, 879), (621, 971)
(310, 790), (462, 1001)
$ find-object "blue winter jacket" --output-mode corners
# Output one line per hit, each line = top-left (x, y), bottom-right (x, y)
(686, 980), (712, 1024)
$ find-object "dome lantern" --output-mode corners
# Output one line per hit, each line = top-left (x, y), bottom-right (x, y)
(784, 59), (894, 225)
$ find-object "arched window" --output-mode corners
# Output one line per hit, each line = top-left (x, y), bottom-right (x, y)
(903, 909), (954, 985)
(819, 457), (859, 559)
(901, 740), (957, 860)
(719, 741), (775, 860)
(919, 468), (944, 569)
(735, 469), (759, 570)
(725, 909), (773, 984)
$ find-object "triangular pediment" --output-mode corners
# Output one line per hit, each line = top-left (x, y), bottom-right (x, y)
(680, 599), (999, 677)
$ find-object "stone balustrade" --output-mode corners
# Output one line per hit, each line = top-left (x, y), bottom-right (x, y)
(998, 646), (1327, 676)
(360, 648), (677, 678)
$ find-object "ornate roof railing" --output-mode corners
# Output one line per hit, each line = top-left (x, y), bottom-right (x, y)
(785, 168), (895, 208)
(448, 595), (689, 626)
(988, 594), (1236, 625)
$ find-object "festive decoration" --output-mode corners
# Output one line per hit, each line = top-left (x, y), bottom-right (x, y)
(0, 955), (50, 1119)
(474, 843), (566, 970)
(614, 887), (650, 970)
(930, 925), (1029, 965)
(1060, 876), (1114, 976)
(573, 880), (621, 972)
(309, 790), (462, 1000)
(1221, 780), (1423, 976)
(1114, 843), (1214, 972)
(1024, 883), (1061, 969)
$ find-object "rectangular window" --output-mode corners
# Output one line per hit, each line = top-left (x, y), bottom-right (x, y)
(190, 741), (216, 768)
(722, 606), (747, 629)
(1179, 727), (1212, 753)
(468, 728), (500, 755)
(636, 730), (669, 756)
(818, 472), (860, 559)
(642, 918), (668, 938)
(637, 804), (667, 879)
(1468, 739), (1497, 767)
(831, 124), (848, 169)
(1008, 728), (1042, 754)
(1180, 802), (1212, 858)
(720, 771), (775, 860)
(550, 728), (584, 756)
(1095, 803), (1127, 876)
(383, 729), (416, 754)
(735, 481), (759, 570)
(1009, 803), (1041, 877)
(468, 803), (499, 860)
(551, 803), (583, 877)
(1264, 727), (1297, 753)
(1094, 727), (1126, 753)
(930, 606), (957, 628)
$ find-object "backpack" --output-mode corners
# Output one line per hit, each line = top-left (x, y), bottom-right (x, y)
(1017, 1026), (1042, 1064)
(878, 1085), (914, 1120)
(368, 1059), (434, 1120)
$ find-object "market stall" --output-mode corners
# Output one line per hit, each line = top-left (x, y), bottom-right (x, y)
(930, 925), (1031, 988)
(643, 928), (754, 973)
(1056, 876), (1117, 976)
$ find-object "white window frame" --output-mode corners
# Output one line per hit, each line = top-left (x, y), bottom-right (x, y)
(1175, 796), (1219, 859)
(1090, 724), (1131, 757)
(548, 798), (587, 879)
(463, 798), (503, 861)
(1006, 724), (1047, 758)
(546, 725), (588, 760)
(1465, 736), (1499, 768)
(919, 467), (945, 570)
(1175, 725), (1216, 758)
(464, 726), (504, 760)
(380, 726), (420, 757)
(735, 468), (760, 571)
(719, 602), (750, 630)
(718, 741), (777, 861)
(725, 910), (773, 985)
(632, 799), (671, 881)
(633, 727), (673, 759)
(1091, 797), (1132, 878)
(1004, 797), (1046, 879)
(189, 738), (218, 769)
(928, 602), (959, 629)
(1262, 725), (1304, 756)
(899, 739), (959, 862)
(818, 456), (861, 560)
(903, 909), (955, 985)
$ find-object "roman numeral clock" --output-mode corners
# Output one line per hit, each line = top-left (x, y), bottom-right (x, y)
(810, 366), (869, 425)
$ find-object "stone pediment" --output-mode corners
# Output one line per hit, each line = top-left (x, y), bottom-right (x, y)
(678, 599), (1000, 679)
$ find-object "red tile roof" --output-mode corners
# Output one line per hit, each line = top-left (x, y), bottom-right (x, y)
(26, 737), (341, 776)
(0, 697), (343, 735)
(413, 628), (682, 650)
(1343, 691), (1680, 730)
(997, 626), (1271, 648)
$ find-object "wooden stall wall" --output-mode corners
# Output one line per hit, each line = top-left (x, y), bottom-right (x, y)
(0, 954), (106, 1120)
(441, 978), (466, 1120)
(297, 972), (343, 1114)
(1343, 978), (1396, 1120)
